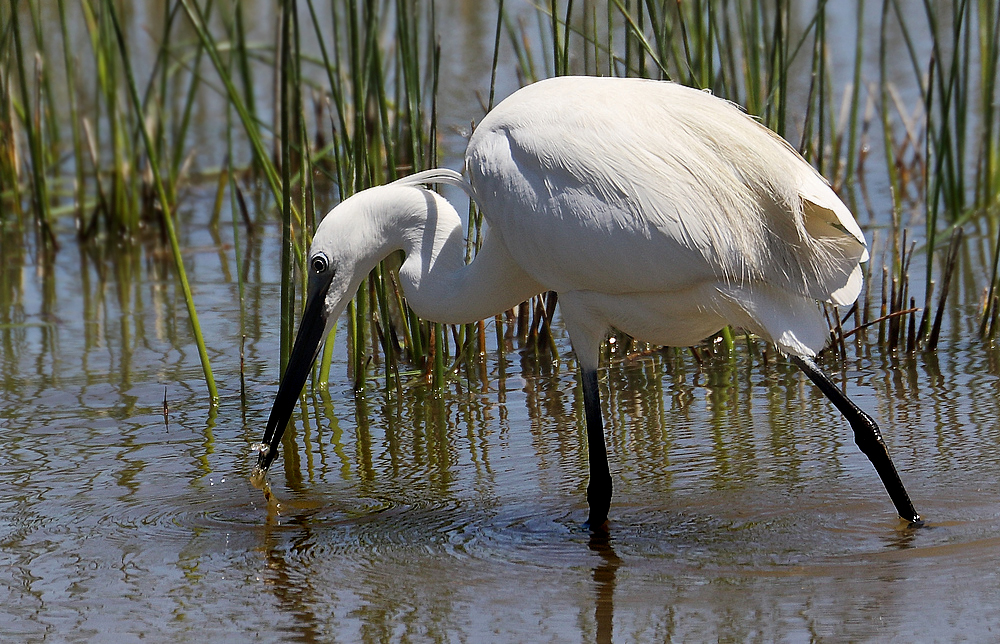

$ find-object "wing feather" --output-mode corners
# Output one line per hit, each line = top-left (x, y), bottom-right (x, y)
(467, 76), (867, 307)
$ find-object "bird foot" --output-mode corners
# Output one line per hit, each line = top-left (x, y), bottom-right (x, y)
(585, 515), (610, 532)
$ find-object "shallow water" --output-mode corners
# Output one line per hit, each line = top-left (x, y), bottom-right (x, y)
(5, 1), (1000, 641)
(4, 202), (1000, 642)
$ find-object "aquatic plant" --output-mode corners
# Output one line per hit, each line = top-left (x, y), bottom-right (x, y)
(0, 0), (997, 403)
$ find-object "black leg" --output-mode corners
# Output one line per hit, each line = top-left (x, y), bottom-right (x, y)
(791, 355), (921, 524)
(582, 368), (613, 529)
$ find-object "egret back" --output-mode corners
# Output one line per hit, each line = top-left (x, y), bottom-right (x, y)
(467, 76), (867, 355)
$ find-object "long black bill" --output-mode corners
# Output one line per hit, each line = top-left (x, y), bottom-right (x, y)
(254, 274), (334, 473)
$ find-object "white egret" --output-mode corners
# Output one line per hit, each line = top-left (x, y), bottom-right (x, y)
(253, 76), (920, 528)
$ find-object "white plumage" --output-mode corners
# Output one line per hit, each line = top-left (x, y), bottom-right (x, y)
(464, 76), (867, 360)
(255, 76), (920, 528)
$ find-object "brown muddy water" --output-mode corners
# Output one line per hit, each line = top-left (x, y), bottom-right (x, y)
(4, 195), (1000, 642)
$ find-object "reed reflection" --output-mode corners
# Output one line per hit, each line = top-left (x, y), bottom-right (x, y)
(313, 387), (352, 482)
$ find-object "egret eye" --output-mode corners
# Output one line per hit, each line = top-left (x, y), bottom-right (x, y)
(311, 254), (329, 274)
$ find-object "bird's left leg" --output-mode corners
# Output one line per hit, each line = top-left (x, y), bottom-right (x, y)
(582, 368), (613, 530)
(791, 355), (921, 524)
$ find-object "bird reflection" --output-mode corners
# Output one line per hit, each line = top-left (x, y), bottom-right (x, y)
(589, 530), (622, 644)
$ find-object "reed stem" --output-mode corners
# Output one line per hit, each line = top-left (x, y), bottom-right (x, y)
(106, 0), (217, 402)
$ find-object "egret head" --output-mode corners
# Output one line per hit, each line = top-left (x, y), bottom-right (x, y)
(252, 170), (471, 478)
(250, 190), (383, 476)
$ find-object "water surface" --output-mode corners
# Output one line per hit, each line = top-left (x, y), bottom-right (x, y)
(4, 1), (1000, 641)
(4, 200), (1000, 642)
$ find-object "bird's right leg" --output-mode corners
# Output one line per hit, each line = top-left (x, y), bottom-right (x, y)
(791, 355), (921, 524)
(582, 368), (613, 530)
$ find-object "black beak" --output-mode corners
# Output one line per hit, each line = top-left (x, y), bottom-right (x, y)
(254, 272), (334, 473)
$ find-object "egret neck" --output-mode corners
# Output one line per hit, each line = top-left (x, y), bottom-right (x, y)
(253, 181), (544, 476)
(369, 185), (545, 325)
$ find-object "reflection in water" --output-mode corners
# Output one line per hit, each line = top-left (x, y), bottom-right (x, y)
(261, 517), (323, 643)
(589, 530), (622, 644)
(226, 327), (1000, 640)
(6, 218), (1000, 640)
(5, 9), (1000, 632)
(6, 186), (1000, 639)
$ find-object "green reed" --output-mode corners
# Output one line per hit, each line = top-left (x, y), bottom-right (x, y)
(530, 0), (995, 354)
(278, 0), (297, 378)
(185, 0), (448, 392)
(976, 0), (1000, 209)
(1, 0), (999, 408)
(105, 0), (218, 401)
(9, 0), (54, 244)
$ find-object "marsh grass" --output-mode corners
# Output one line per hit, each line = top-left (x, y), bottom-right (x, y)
(529, 0), (996, 354)
(0, 0), (998, 404)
